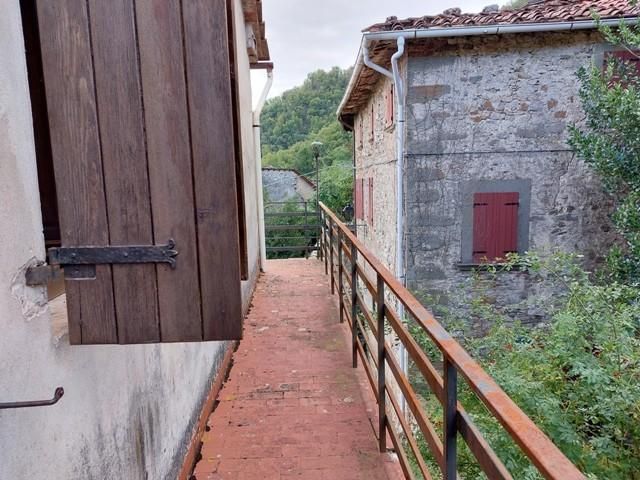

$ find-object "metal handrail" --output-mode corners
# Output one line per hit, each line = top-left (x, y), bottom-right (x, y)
(319, 202), (585, 480)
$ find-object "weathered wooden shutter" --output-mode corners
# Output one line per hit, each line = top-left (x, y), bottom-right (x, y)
(472, 192), (519, 263)
(354, 179), (363, 220)
(368, 178), (374, 225)
(608, 50), (640, 74)
(36, 0), (242, 344)
(384, 84), (394, 129)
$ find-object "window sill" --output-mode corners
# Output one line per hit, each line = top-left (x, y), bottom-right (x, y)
(455, 262), (527, 272)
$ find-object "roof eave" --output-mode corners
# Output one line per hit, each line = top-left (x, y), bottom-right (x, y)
(337, 16), (639, 122)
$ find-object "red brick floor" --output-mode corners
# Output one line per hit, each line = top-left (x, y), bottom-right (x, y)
(193, 258), (404, 480)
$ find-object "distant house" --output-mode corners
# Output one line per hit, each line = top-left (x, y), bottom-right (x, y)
(338, 0), (638, 324)
(262, 167), (317, 204)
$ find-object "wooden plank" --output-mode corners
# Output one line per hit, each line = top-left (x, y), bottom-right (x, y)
(88, 0), (159, 343)
(183, 0), (243, 340)
(135, 0), (203, 341)
(226, 0), (249, 281)
(36, 0), (117, 344)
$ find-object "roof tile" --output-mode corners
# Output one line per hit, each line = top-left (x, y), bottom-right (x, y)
(365, 0), (639, 32)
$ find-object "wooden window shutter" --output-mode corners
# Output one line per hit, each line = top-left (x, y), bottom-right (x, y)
(369, 104), (375, 142)
(368, 178), (374, 225)
(384, 84), (394, 129)
(35, 0), (243, 344)
(354, 179), (363, 220)
(472, 192), (519, 263)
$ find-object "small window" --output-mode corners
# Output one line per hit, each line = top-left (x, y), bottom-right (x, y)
(472, 192), (519, 263)
(368, 177), (374, 226)
(384, 84), (394, 129)
(369, 104), (375, 142)
(355, 178), (365, 220)
(460, 180), (531, 265)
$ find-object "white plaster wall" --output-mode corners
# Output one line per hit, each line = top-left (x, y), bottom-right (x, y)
(0, 2), (254, 478)
(235, 0), (262, 300)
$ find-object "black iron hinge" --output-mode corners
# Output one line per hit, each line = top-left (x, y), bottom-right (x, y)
(26, 239), (178, 284)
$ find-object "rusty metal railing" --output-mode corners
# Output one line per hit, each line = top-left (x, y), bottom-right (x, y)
(319, 202), (585, 480)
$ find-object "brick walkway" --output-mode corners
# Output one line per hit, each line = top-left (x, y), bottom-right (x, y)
(193, 259), (403, 480)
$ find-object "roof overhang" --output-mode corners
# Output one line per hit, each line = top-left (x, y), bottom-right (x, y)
(242, 0), (270, 63)
(337, 16), (640, 128)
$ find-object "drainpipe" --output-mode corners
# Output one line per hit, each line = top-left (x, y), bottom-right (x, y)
(363, 36), (409, 414)
(253, 68), (274, 272)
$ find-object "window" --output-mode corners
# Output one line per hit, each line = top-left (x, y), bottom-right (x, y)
(355, 178), (365, 220)
(25, 0), (244, 344)
(368, 177), (374, 226)
(460, 180), (531, 265)
(472, 192), (519, 263)
(384, 84), (394, 129)
(369, 104), (375, 142)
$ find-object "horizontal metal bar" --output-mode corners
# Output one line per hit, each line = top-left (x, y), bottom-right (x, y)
(265, 246), (318, 252)
(264, 211), (316, 218)
(0, 387), (64, 410)
(49, 239), (177, 268)
(265, 224), (320, 231)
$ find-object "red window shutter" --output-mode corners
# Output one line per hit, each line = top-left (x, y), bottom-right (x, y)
(472, 192), (519, 263)
(360, 178), (365, 219)
(385, 84), (394, 128)
(355, 179), (363, 220)
(610, 50), (640, 74)
(368, 178), (374, 225)
(369, 104), (374, 142)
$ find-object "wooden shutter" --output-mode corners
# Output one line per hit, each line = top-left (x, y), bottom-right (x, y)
(384, 84), (394, 129)
(354, 179), (363, 220)
(472, 192), (519, 263)
(369, 104), (375, 142)
(368, 178), (374, 225)
(35, 0), (242, 344)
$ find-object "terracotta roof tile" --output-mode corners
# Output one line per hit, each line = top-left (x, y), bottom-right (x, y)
(366, 0), (639, 32)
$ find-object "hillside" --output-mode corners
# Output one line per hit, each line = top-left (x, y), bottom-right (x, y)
(261, 67), (353, 213)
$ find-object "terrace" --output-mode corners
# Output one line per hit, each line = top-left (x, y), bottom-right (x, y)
(190, 204), (585, 480)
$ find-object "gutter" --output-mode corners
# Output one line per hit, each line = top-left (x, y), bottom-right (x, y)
(337, 17), (640, 120)
(253, 68), (274, 272)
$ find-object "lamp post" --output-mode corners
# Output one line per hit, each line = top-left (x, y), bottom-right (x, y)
(311, 141), (323, 209)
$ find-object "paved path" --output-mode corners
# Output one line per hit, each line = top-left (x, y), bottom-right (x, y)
(193, 259), (403, 480)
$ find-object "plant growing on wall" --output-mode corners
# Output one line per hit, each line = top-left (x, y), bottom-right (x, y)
(569, 1), (640, 284)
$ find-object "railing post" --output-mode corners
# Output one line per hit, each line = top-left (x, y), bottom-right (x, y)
(338, 230), (344, 323)
(376, 273), (386, 453)
(350, 240), (358, 368)
(329, 217), (335, 295)
(317, 209), (323, 261)
(443, 357), (458, 480)
(322, 212), (328, 274)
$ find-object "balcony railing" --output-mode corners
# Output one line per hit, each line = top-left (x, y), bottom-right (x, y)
(319, 202), (585, 480)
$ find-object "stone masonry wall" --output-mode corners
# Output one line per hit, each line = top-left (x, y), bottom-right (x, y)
(405, 31), (618, 327)
(354, 70), (403, 276)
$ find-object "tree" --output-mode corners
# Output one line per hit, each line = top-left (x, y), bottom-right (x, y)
(569, 1), (640, 284)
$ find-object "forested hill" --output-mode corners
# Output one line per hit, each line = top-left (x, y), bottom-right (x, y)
(261, 67), (353, 212)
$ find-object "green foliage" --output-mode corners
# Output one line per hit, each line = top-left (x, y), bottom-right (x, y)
(410, 253), (640, 479)
(501, 0), (527, 10)
(261, 67), (354, 214)
(569, 8), (640, 283)
(264, 196), (316, 259)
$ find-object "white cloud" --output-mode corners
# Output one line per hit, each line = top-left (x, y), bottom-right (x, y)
(252, 0), (494, 102)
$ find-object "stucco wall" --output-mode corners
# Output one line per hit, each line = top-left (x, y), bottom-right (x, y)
(234, 0), (262, 301)
(0, 2), (258, 479)
(404, 32), (617, 325)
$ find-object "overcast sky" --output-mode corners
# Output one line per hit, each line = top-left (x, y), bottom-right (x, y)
(252, 0), (493, 101)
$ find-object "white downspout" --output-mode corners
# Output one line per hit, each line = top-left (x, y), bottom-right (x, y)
(363, 37), (408, 414)
(253, 69), (273, 272)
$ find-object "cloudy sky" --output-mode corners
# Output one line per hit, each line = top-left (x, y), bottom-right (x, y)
(252, 0), (493, 101)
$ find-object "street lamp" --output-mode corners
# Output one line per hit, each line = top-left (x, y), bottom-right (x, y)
(311, 141), (323, 208)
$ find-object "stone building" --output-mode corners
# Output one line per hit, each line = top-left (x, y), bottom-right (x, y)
(262, 167), (317, 203)
(338, 0), (638, 325)
(0, 1), (273, 478)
